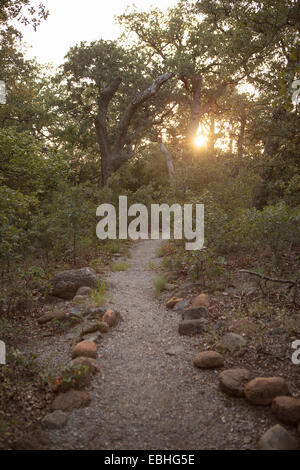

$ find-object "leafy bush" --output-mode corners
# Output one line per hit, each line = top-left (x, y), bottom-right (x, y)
(54, 364), (91, 392)
(249, 203), (300, 259)
(153, 275), (166, 298)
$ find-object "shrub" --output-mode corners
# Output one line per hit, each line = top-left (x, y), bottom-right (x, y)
(91, 281), (106, 307)
(111, 262), (129, 272)
(153, 275), (166, 298)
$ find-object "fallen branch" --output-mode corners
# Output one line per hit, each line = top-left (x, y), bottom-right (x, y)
(239, 269), (297, 287)
(239, 269), (299, 306)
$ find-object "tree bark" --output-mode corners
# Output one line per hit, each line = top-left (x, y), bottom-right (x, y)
(237, 113), (246, 159)
(185, 76), (228, 149)
(187, 74), (203, 139)
(95, 72), (173, 186)
(159, 141), (175, 182)
(207, 116), (216, 154)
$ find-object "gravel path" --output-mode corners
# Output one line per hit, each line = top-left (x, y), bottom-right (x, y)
(47, 239), (276, 450)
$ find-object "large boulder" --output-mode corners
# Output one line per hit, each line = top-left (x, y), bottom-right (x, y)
(50, 268), (98, 300)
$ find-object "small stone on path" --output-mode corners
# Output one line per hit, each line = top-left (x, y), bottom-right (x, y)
(166, 345), (184, 356)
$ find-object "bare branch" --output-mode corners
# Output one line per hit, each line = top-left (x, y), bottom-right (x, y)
(239, 269), (296, 287)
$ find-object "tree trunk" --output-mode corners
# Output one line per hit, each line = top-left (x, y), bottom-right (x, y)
(207, 116), (216, 154)
(237, 114), (246, 159)
(229, 119), (234, 154)
(187, 74), (203, 140)
(94, 115), (113, 186)
(159, 141), (175, 182)
(95, 73), (173, 187)
(186, 77), (228, 151)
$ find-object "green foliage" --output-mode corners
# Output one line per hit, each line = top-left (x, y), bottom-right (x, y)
(35, 181), (98, 264)
(5, 349), (38, 377)
(0, 0), (299, 325)
(91, 281), (107, 307)
(111, 262), (129, 272)
(1, 266), (48, 314)
(89, 259), (103, 272)
(54, 364), (91, 392)
(102, 240), (123, 254)
(153, 275), (166, 298)
(248, 203), (300, 258)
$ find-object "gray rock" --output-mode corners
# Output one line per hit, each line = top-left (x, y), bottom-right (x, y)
(166, 345), (184, 356)
(87, 306), (106, 317)
(52, 390), (91, 412)
(173, 299), (190, 312)
(41, 410), (69, 430)
(76, 286), (92, 297)
(212, 320), (225, 331)
(220, 333), (247, 351)
(82, 332), (103, 344)
(50, 267), (98, 300)
(178, 319), (208, 336)
(257, 424), (299, 450)
(183, 306), (208, 320)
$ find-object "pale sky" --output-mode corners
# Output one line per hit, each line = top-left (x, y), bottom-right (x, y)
(19, 0), (177, 66)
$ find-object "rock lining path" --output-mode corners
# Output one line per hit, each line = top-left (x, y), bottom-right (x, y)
(45, 239), (276, 450)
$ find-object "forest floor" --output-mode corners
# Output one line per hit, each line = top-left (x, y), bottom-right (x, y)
(1, 239), (300, 449)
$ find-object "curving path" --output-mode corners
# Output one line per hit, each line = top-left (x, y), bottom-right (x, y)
(48, 239), (273, 450)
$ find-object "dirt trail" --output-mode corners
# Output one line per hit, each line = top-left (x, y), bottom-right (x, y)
(47, 239), (274, 450)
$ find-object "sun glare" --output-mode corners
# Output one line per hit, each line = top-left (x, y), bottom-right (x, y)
(194, 134), (207, 148)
